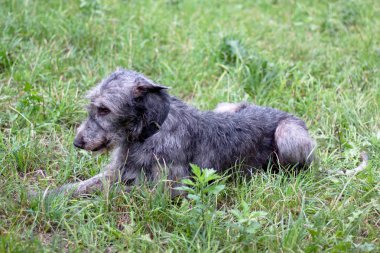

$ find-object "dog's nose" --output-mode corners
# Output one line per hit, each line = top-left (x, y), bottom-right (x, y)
(73, 137), (85, 149)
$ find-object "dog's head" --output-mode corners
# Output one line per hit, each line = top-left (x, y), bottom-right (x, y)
(73, 69), (170, 152)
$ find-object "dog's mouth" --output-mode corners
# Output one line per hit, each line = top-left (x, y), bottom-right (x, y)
(91, 140), (111, 152)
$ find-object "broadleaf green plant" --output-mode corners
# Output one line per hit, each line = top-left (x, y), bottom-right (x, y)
(175, 164), (225, 235)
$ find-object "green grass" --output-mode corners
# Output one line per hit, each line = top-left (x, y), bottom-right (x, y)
(0, 0), (379, 252)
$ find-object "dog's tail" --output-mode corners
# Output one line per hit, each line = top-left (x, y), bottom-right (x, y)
(274, 118), (316, 166)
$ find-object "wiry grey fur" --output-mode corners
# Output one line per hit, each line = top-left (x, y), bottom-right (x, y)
(65, 69), (315, 197)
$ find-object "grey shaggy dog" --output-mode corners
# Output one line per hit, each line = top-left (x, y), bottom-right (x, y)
(53, 69), (316, 197)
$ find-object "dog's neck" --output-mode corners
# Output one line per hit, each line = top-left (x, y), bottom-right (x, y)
(139, 121), (162, 141)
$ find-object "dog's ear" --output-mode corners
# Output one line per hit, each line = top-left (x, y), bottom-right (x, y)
(133, 76), (169, 98)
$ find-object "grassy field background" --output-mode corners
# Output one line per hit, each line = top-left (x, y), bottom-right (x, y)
(0, 0), (379, 252)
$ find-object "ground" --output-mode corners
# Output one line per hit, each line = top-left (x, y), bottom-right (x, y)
(0, 0), (379, 252)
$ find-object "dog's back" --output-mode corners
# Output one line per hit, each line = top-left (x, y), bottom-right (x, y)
(214, 102), (316, 168)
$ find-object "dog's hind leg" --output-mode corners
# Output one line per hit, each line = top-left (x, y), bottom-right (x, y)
(214, 103), (248, 113)
(274, 119), (316, 166)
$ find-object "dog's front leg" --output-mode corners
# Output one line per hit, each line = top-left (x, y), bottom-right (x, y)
(30, 165), (119, 198)
(58, 166), (119, 197)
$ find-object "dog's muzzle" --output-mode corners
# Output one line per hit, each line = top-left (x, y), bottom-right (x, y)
(73, 137), (85, 149)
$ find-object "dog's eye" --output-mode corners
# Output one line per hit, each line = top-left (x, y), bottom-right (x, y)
(98, 107), (111, 116)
